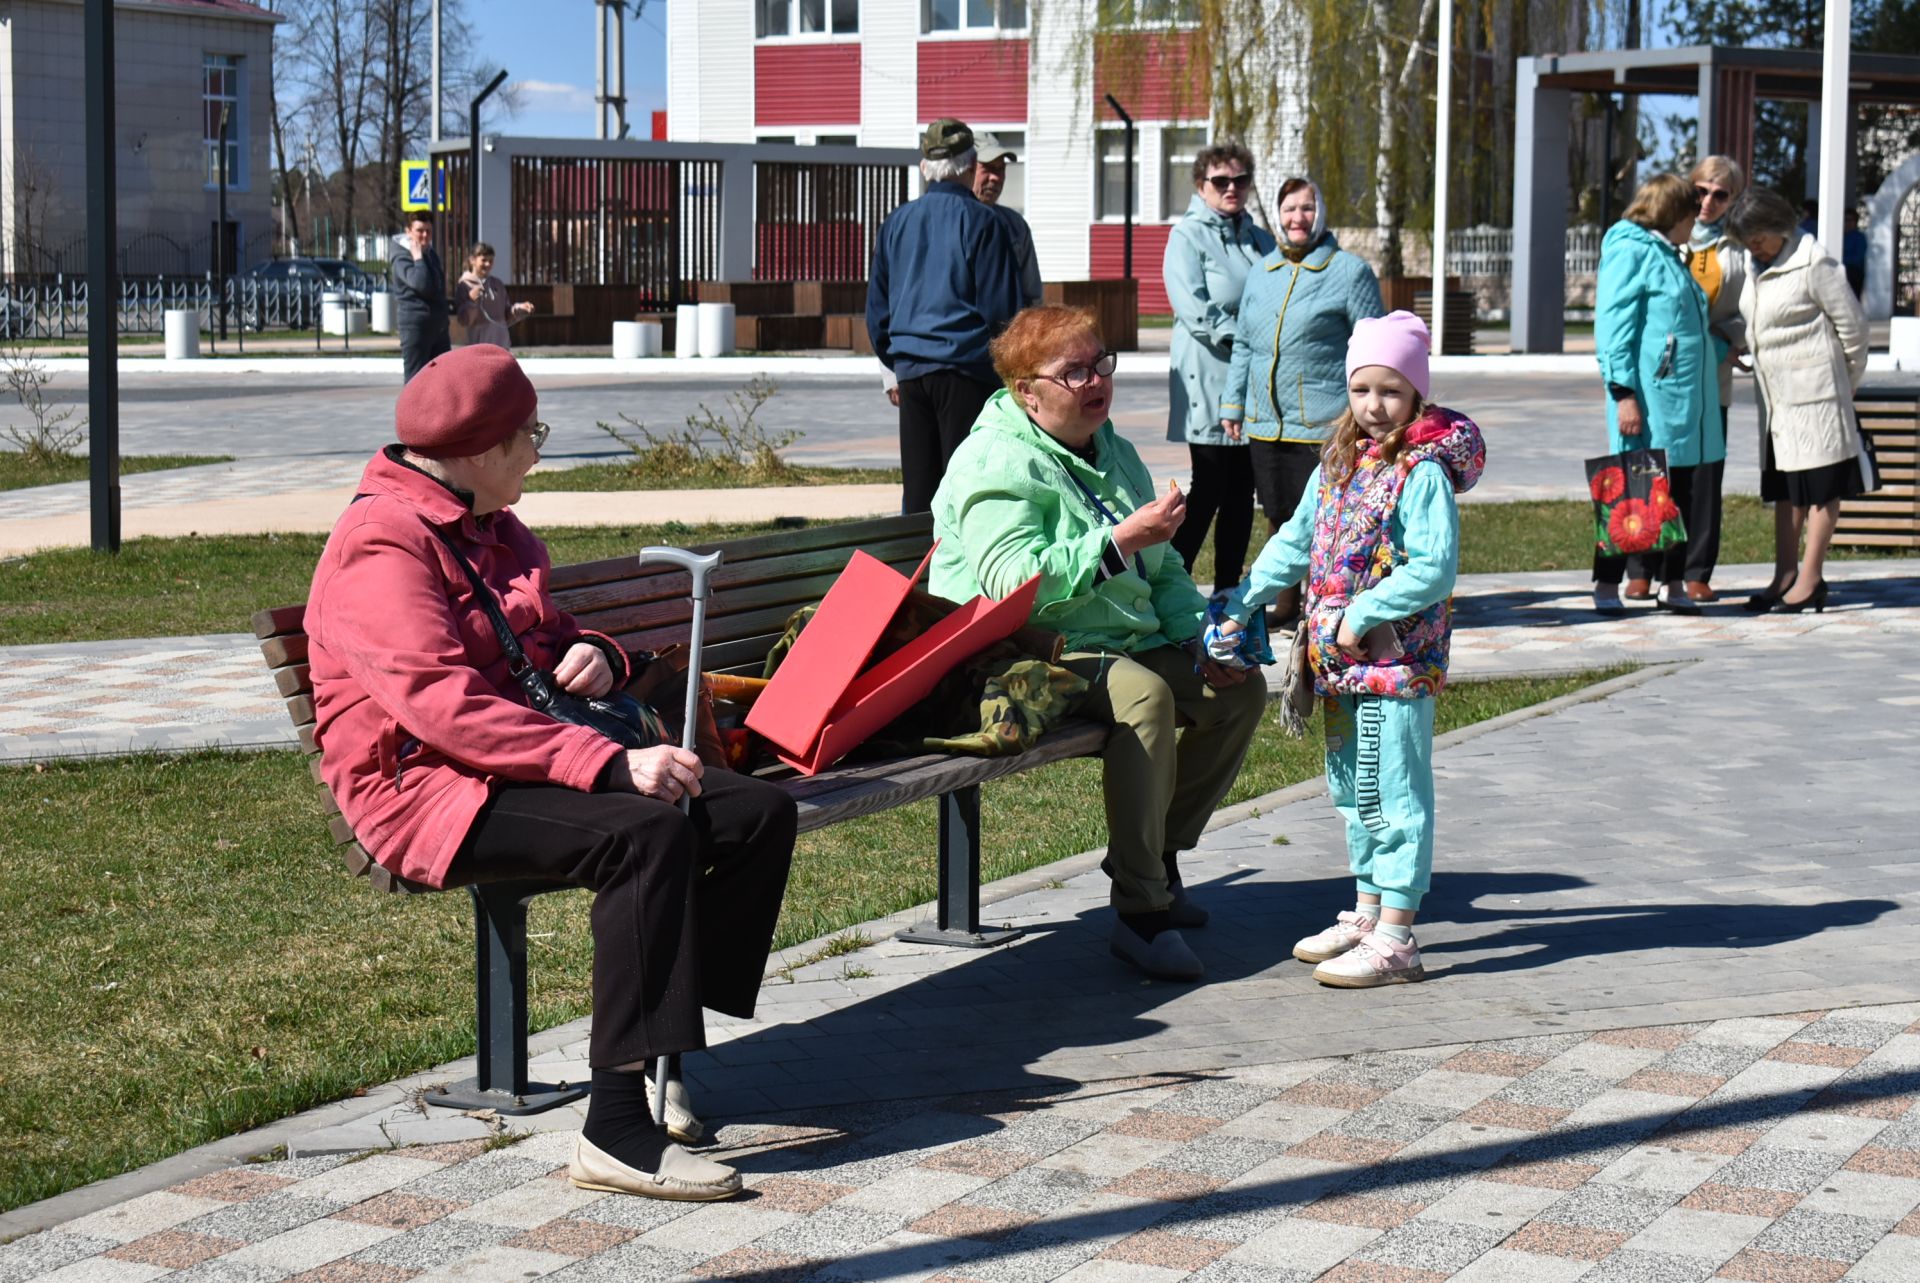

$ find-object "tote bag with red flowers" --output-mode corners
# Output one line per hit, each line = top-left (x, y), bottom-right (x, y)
(1586, 448), (1686, 557)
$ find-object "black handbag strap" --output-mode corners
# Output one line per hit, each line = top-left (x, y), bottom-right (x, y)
(429, 525), (548, 694)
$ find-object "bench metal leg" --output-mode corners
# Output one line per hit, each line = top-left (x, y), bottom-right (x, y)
(896, 785), (1022, 949)
(423, 883), (590, 1116)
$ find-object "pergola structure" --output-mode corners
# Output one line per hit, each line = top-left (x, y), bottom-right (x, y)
(1513, 44), (1920, 352)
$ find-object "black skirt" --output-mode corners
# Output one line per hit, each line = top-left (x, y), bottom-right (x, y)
(1758, 430), (1788, 503)
(1781, 457), (1867, 508)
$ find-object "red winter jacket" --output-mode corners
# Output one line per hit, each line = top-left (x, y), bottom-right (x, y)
(307, 448), (629, 887)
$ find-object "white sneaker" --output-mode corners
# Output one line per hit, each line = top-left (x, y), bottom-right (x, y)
(1292, 910), (1378, 964)
(1312, 931), (1426, 988)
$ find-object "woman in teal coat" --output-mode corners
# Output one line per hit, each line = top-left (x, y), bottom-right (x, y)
(1221, 177), (1383, 622)
(1164, 141), (1276, 594)
(1592, 173), (1721, 615)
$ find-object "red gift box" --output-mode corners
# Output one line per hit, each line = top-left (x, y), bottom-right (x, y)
(745, 546), (1041, 775)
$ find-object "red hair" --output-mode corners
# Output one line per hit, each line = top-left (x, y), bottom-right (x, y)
(989, 305), (1102, 394)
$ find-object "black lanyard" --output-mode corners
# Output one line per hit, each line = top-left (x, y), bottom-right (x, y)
(1066, 469), (1146, 581)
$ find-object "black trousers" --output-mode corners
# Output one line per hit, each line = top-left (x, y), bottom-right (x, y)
(1680, 408), (1730, 583)
(400, 324), (451, 384)
(445, 770), (796, 1069)
(898, 369), (998, 514)
(1170, 443), (1255, 591)
(1595, 461), (1700, 585)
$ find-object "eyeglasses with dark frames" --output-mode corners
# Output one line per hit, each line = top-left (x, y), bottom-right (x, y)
(1035, 351), (1118, 391)
(1205, 173), (1253, 192)
(528, 421), (551, 451)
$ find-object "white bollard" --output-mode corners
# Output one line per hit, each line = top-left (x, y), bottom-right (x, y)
(1892, 316), (1920, 371)
(612, 320), (644, 359)
(163, 309), (200, 360)
(675, 303), (700, 358)
(634, 320), (664, 357)
(369, 292), (396, 334)
(697, 301), (736, 358)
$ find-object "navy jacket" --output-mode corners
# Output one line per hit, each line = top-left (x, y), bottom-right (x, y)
(866, 181), (1023, 385)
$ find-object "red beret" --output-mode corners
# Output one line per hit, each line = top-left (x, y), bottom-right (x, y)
(395, 344), (537, 458)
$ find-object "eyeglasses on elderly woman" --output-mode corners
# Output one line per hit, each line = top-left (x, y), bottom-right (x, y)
(1034, 351), (1118, 391)
(526, 421), (551, 451)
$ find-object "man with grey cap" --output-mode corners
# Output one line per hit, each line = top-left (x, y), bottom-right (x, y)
(973, 133), (1043, 308)
(867, 117), (1024, 513)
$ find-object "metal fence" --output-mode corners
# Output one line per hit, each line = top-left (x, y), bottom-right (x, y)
(0, 277), (384, 340)
(753, 161), (907, 282)
(507, 154), (721, 308)
(1445, 224), (1604, 279)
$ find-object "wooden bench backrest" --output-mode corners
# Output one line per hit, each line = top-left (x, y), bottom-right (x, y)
(252, 512), (936, 892)
(1838, 389), (1920, 549)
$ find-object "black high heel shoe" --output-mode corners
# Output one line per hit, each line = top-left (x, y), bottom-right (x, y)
(1769, 579), (1828, 614)
(1743, 573), (1798, 613)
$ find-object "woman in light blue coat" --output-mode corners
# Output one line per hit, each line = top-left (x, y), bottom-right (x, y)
(1592, 173), (1721, 615)
(1221, 176), (1383, 622)
(1165, 141), (1277, 592)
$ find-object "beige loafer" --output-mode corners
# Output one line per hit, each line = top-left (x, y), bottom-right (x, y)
(647, 1073), (707, 1147)
(568, 1134), (741, 1201)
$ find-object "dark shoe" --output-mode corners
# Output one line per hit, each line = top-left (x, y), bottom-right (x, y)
(1743, 573), (1798, 612)
(1770, 579), (1828, 614)
(1592, 585), (1626, 615)
(1109, 921), (1204, 981)
(1684, 580), (1718, 603)
(1162, 853), (1208, 929)
(1623, 578), (1655, 600)
(1656, 583), (1701, 614)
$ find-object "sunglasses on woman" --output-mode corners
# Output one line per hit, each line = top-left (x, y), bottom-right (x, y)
(1694, 185), (1730, 206)
(1205, 173), (1253, 192)
(1036, 351), (1118, 391)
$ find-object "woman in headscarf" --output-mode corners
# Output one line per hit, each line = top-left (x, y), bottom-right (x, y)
(1220, 177), (1384, 626)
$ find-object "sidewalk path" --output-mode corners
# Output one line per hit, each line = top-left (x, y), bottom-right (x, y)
(2, 602), (1918, 1279)
(5, 560), (1916, 763)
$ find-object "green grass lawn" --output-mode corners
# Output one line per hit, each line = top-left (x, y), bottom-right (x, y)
(5, 498), (1903, 647)
(0, 453), (232, 492)
(0, 664), (1621, 1212)
(522, 462), (902, 493)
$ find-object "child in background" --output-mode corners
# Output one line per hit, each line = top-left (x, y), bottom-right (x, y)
(1215, 311), (1485, 986)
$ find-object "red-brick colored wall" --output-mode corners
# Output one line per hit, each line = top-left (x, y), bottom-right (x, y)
(755, 42), (861, 127)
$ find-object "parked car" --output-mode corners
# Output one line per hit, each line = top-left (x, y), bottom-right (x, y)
(243, 258), (375, 304)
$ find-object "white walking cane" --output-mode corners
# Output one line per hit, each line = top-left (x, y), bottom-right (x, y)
(635, 545), (723, 1129)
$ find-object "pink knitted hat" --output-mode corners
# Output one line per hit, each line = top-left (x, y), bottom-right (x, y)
(1346, 310), (1431, 400)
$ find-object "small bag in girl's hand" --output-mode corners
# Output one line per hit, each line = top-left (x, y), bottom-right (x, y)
(1586, 448), (1686, 557)
(1200, 588), (1275, 671)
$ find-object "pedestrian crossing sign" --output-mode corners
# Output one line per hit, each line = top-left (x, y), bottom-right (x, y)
(400, 160), (440, 212)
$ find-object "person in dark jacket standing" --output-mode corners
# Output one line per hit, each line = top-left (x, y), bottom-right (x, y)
(391, 212), (453, 383)
(867, 118), (1024, 514)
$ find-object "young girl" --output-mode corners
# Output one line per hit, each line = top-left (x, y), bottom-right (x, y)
(1216, 311), (1485, 987)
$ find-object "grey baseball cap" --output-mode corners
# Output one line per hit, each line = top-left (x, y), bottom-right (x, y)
(974, 132), (1018, 164)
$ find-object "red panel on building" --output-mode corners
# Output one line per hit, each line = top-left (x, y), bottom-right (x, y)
(918, 39), (1028, 123)
(756, 43), (861, 127)
(1090, 223), (1174, 314)
(1093, 31), (1207, 122)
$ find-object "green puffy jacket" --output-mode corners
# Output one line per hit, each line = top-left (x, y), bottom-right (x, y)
(930, 389), (1207, 655)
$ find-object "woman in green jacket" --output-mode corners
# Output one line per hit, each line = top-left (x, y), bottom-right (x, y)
(930, 306), (1267, 984)
(1164, 141), (1276, 594)
(1221, 177), (1384, 622)
(1592, 174), (1721, 615)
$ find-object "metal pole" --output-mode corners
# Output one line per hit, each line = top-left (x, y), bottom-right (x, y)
(430, 0), (442, 143)
(1430, 0), (1453, 357)
(594, 0), (607, 141)
(85, 0), (119, 554)
(217, 104), (230, 342)
(613, 1), (628, 139)
(1104, 94), (1134, 280)
(470, 69), (509, 254)
(1816, 0), (1849, 251)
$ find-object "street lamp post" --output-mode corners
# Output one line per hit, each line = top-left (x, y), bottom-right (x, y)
(85, 0), (119, 553)
(470, 70), (509, 247)
(1430, 0), (1453, 357)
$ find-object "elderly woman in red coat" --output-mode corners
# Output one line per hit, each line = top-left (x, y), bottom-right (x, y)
(306, 343), (794, 1203)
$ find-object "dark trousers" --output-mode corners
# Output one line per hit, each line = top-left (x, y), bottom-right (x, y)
(898, 369), (997, 514)
(1171, 443), (1256, 591)
(1680, 408), (1729, 583)
(400, 324), (452, 383)
(1595, 461), (1699, 585)
(445, 770), (796, 1069)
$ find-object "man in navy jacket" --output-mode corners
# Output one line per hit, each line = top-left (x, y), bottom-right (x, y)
(867, 119), (1024, 514)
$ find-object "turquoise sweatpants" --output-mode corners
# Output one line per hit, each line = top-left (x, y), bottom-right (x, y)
(1323, 693), (1436, 912)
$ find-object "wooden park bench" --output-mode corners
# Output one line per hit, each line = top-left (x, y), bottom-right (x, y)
(252, 512), (1115, 1115)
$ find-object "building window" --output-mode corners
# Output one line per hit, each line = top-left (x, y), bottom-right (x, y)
(1096, 128), (1139, 220)
(1098, 0), (1198, 24)
(1161, 127), (1206, 217)
(758, 0), (858, 37)
(922, 0), (1025, 33)
(203, 53), (243, 187)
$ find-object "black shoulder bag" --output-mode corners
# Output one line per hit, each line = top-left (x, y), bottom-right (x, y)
(431, 527), (665, 750)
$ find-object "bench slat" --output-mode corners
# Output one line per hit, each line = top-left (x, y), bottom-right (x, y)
(261, 634), (310, 668)
(547, 514), (933, 593)
(274, 664), (312, 699)
(252, 604), (306, 640)
(558, 536), (936, 625)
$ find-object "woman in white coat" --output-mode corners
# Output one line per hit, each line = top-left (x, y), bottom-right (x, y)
(1727, 188), (1871, 614)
